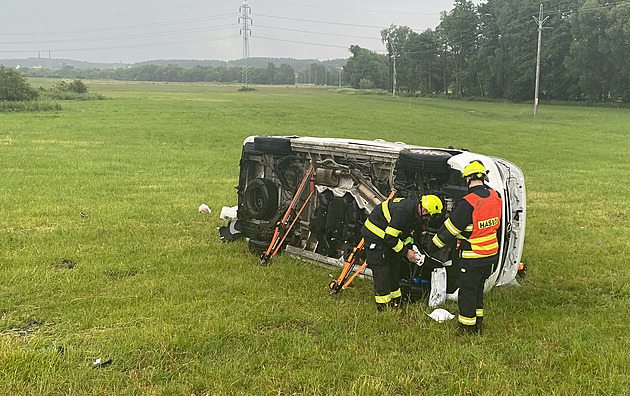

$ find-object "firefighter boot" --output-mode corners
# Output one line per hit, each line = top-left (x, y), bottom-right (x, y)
(475, 309), (484, 333)
(390, 296), (403, 309)
(475, 316), (483, 333)
(458, 322), (479, 334)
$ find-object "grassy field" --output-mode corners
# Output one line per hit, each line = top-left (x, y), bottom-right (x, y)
(1, 80), (629, 395)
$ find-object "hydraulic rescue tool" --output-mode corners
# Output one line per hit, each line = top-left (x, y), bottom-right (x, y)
(260, 164), (314, 266)
(328, 189), (397, 294)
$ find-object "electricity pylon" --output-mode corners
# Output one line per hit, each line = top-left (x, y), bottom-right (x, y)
(239, 0), (252, 86)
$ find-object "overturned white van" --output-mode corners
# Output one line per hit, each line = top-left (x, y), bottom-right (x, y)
(236, 136), (526, 298)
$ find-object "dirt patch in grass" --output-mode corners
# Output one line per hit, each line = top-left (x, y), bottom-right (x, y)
(51, 258), (78, 271)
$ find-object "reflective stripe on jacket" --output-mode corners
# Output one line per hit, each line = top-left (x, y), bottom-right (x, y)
(430, 185), (502, 260)
(361, 198), (419, 256)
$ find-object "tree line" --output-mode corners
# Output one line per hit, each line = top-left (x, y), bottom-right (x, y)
(345, 0), (630, 103)
(21, 62), (297, 85)
(20, 62), (345, 86)
(20, 61), (348, 87)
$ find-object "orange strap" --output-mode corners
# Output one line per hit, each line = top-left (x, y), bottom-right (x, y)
(261, 164), (313, 263)
(332, 189), (396, 292)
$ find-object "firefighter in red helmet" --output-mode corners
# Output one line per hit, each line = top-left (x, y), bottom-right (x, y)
(428, 160), (502, 333)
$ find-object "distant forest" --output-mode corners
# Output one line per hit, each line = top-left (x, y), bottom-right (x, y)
(20, 58), (346, 85)
(19, 61), (340, 86)
(12, 0), (630, 103)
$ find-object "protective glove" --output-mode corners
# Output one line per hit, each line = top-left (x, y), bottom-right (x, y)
(412, 245), (425, 266)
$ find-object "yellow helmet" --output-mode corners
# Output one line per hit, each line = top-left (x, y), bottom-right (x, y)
(462, 160), (488, 180)
(421, 194), (443, 216)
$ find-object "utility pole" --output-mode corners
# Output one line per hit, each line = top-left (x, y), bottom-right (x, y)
(392, 51), (397, 97)
(338, 68), (342, 87)
(533, 3), (549, 116)
(239, 0), (252, 86)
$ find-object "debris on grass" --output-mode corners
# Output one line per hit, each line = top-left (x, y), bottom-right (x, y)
(427, 308), (455, 323)
(4, 319), (43, 337)
(92, 358), (113, 369)
(220, 205), (238, 220)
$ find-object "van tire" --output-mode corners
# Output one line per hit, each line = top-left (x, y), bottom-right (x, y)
(397, 150), (451, 173)
(248, 239), (270, 255)
(243, 178), (278, 220)
(242, 141), (262, 157)
(254, 137), (294, 155)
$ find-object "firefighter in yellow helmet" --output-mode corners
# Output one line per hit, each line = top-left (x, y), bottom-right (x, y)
(361, 194), (443, 311)
(428, 160), (502, 333)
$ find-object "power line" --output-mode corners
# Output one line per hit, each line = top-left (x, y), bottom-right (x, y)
(0, 24), (238, 46)
(0, 35), (240, 54)
(262, 0), (439, 17)
(254, 24), (382, 41)
(256, 35), (374, 51)
(4, 0), (629, 63)
(0, 0), (235, 24)
(0, 14), (238, 37)
(256, 13), (387, 29)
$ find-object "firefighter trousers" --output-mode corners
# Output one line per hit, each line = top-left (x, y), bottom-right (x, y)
(458, 260), (492, 331)
(365, 241), (401, 311)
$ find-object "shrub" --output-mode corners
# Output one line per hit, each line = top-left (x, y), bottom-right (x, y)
(0, 100), (61, 112)
(238, 85), (257, 92)
(42, 80), (105, 101)
(52, 79), (88, 94)
(0, 65), (39, 101)
(359, 78), (375, 89)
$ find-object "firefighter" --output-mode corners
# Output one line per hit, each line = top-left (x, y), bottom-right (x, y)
(361, 194), (443, 311)
(428, 160), (502, 333)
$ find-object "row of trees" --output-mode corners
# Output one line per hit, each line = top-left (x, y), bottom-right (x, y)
(22, 62), (308, 85)
(296, 63), (343, 86)
(21, 61), (347, 87)
(345, 0), (630, 103)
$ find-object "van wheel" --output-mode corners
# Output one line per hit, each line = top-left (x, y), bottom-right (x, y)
(240, 220), (262, 239)
(248, 239), (270, 255)
(243, 178), (278, 220)
(397, 150), (451, 173)
(242, 141), (262, 157)
(254, 136), (294, 155)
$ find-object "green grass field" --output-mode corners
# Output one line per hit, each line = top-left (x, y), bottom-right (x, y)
(1, 80), (629, 395)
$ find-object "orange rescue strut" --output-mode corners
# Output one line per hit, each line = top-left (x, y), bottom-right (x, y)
(328, 189), (396, 294)
(260, 164), (314, 266)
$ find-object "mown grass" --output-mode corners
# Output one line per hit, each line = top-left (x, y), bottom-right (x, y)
(1, 80), (629, 395)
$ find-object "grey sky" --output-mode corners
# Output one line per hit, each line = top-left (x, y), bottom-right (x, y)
(1, 0), (481, 63)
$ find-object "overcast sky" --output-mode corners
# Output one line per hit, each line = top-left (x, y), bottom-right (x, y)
(1, 0), (482, 63)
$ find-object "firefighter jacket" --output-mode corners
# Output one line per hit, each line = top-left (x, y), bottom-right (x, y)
(429, 185), (502, 264)
(361, 198), (422, 257)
